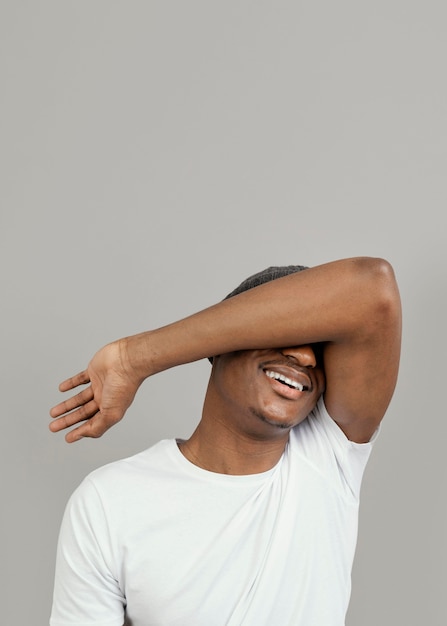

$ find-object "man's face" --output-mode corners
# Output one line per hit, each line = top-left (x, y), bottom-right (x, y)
(210, 345), (325, 438)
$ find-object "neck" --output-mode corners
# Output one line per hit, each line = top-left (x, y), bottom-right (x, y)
(178, 399), (290, 476)
(178, 429), (288, 475)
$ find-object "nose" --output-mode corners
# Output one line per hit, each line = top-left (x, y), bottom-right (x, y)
(280, 345), (317, 368)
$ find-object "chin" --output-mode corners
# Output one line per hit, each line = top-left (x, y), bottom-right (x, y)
(250, 408), (307, 432)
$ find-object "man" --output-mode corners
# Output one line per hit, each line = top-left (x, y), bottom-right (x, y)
(49, 257), (401, 626)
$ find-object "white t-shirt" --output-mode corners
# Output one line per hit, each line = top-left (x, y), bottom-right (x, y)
(50, 397), (377, 626)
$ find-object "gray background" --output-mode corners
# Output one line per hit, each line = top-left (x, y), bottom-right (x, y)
(1, 1), (445, 624)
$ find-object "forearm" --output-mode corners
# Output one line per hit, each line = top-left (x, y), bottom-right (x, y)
(123, 257), (398, 381)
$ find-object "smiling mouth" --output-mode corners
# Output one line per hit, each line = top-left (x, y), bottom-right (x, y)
(264, 370), (309, 392)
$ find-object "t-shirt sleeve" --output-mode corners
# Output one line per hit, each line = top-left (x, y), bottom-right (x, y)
(291, 395), (380, 500)
(50, 477), (125, 626)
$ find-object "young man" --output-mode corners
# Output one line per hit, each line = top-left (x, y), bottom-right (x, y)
(49, 257), (401, 626)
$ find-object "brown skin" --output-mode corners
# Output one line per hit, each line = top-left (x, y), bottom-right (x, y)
(49, 257), (402, 474)
(178, 346), (326, 474)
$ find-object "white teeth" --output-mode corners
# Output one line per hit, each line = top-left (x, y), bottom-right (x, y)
(265, 370), (305, 391)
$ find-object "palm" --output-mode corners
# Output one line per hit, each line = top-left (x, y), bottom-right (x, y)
(49, 340), (142, 443)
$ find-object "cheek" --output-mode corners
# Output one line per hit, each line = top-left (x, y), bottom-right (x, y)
(213, 360), (257, 403)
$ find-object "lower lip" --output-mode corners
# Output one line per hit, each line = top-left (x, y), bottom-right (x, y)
(265, 374), (307, 400)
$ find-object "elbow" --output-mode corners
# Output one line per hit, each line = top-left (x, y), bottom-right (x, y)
(357, 257), (402, 329)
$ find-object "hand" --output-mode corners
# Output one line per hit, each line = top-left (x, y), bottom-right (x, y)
(49, 339), (144, 443)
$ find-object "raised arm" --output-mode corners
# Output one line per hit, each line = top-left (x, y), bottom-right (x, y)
(50, 256), (401, 443)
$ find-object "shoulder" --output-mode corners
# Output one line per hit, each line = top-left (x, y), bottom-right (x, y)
(73, 439), (176, 504)
(289, 396), (379, 497)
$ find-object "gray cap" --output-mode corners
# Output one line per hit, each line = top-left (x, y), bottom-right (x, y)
(209, 264), (309, 362)
(223, 265), (309, 300)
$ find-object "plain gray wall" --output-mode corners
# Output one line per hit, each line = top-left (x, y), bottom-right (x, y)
(1, 1), (445, 624)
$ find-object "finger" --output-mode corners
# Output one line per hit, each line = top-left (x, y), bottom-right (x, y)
(64, 414), (111, 443)
(49, 399), (99, 433)
(50, 386), (95, 418)
(58, 370), (90, 392)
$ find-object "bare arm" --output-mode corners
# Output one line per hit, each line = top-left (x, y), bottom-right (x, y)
(50, 256), (401, 443)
